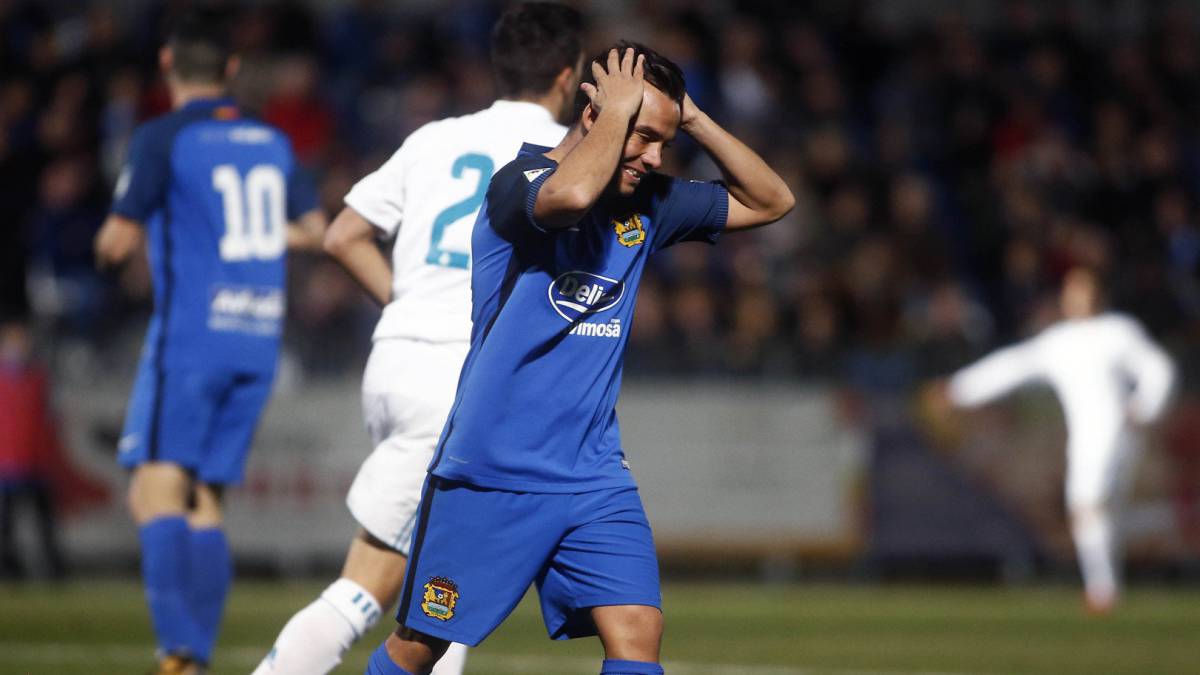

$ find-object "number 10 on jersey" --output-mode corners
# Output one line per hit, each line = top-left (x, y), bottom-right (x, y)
(213, 164), (287, 262)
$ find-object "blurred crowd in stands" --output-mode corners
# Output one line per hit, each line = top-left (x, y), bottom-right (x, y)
(4, 0), (1200, 386)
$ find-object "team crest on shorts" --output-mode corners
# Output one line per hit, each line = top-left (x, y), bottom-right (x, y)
(421, 577), (460, 621)
(613, 214), (646, 247)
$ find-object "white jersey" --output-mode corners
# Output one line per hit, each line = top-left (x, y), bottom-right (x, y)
(948, 312), (1176, 463)
(344, 100), (567, 342)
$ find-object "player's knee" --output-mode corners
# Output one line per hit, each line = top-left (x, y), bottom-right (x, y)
(593, 605), (663, 660)
(188, 483), (225, 528)
(127, 464), (190, 524)
(1069, 500), (1108, 526)
(383, 626), (449, 672)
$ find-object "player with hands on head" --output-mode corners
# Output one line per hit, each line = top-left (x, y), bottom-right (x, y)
(364, 41), (793, 675)
(253, 4), (585, 674)
(94, 8), (324, 675)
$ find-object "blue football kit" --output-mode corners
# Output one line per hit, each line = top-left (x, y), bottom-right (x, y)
(395, 143), (728, 645)
(114, 97), (316, 485)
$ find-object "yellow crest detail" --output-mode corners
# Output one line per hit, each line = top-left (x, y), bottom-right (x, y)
(613, 214), (646, 247)
(421, 577), (460, 621)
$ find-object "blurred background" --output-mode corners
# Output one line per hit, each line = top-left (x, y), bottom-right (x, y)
(2, 0), (1200, 671)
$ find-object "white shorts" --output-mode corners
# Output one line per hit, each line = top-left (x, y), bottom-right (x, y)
(346, 338), (469, 554)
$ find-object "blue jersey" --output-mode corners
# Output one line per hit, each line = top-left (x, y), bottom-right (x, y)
(429, 143), (728, 492)
(111, 97), (316, 373)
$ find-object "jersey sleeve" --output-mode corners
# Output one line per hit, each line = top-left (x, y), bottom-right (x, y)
(648, 177), (729, 251)
(1119, 320), (1177, 424)
(483, 157), (556, 243)
(343, 140), (413, 236)
(947, 338), (1045, 408)
(110, 123), (172, 223)
(286, 164), (319, 220)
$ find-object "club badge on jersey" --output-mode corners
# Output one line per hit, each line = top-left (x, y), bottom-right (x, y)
(421, 577), (461, 621)
(613, 214), (646, 247)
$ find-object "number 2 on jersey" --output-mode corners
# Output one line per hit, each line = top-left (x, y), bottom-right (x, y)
(426, 153), (494, 269)
(213, 164), (287, 262)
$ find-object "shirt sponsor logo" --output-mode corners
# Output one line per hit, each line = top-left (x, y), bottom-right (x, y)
(548, 271), (625, 322)
(208, 284), (284, 336)
(569, 318), (622, 338)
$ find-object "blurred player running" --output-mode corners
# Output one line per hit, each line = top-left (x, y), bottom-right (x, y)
(941, 267), (1176, 613)
(94, 10), (325, 675)
(365, 43), (794, 675)
(252, 4), (584, 674)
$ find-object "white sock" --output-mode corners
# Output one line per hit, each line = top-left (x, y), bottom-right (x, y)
(252, 578), (382, 675)
(432, 641), (469, 675)
(1071, 507), (1119, 607)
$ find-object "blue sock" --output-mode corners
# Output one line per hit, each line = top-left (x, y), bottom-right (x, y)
(138, 516), (196, 656)
(186, 526), (231, 662)
(601, 658), (665, 675)
(366, 642), (415, 675)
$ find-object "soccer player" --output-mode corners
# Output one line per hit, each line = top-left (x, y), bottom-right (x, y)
(252, 4), (584, 674)
(365, 43), (794, 675)
(942, 267), (1176, 613)
(94, 11), (324, 675)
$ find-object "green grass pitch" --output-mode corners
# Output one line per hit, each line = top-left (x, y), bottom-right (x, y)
(2, 581), (1198, 674)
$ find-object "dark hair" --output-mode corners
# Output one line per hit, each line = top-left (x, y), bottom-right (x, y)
(490, 2), (584, 98)
(573, 40), (687, 121)
(166, 9), (233, 84)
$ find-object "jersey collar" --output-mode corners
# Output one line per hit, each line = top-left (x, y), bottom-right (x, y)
(518, 142), (555, 159)
(182, 96), (237, 112)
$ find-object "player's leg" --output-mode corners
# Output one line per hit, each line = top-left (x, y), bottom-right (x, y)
(187, 370), (273, 665)
(122, 364), (221, 671)
(257, 340), (470, 674)
(254, 530), (402, 675)
(538, 487), (664, 674)
(1067, 435), (1137, 613)
(186, 481), (230, 664)
(128, 461), (203, 665)
(594, 606), (664, 669)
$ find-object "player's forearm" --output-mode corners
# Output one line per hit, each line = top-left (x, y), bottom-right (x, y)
(1128, 349), (1177, 423)
(684, 110), (794, 227)
(288, 210), (327, 252)
(535, 110), (631, 229)
(324, 209), (391, 306)
(94, 215), (144, 269)
(328, 239), (392, 307)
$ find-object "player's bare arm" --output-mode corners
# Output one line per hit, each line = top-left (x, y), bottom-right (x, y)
(680, 93), (794, 230)
(94, 214), (145, 269)
(535, 48), (645, 229)
(287, 208), (328, 253)
(324, 206), (393, 306)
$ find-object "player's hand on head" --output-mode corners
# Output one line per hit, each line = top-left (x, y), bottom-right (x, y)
(680, 92), (701, 130)
(580, 48), (645, 121)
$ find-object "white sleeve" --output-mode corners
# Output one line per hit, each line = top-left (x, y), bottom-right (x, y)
(343, 139), (413, 236)
(1121, 323), (1177, 424)
(947, 338), (1045, 408)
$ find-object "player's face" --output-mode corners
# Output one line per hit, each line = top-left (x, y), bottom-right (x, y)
(1060, 269), (1101, 319)
(615, 86), (680, 196)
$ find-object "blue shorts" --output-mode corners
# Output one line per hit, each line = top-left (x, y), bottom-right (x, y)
(118, 359), (274, 485)
(396, 479), (661, 646)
